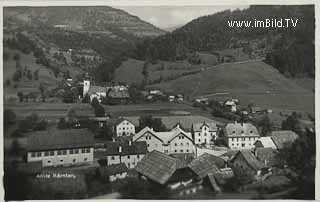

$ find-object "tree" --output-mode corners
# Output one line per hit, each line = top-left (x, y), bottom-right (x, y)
(5, 79), (11, 86)
(82, 93), (90, 103)
(94, 104), (105, 117)
(91, 97), (100, 108)
(139, 115), (167, 132)
(62, 89), (75, 103)
(4, 109), (16, 128)
(276, 129), (315, 199)
(58, 118), (69, 129)
(281, 112), (301, 134)
(13, 52), (20, 61)
(33, 120), (48, 131)
(257, 115), (273, 136)
(17, 92), (24, 102)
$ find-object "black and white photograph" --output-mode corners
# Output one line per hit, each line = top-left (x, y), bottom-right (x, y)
(2, 2), (317, 200)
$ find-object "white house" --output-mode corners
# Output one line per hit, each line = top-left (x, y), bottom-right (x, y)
(223, 122), (260, 150)
(224, 100), (237, 112)
(108, 119), (136, 137)
(82, 74), (107, 102)
(99, 163), (128, 182)
(100, 140), (147, 169)
(193, 122), (218, 145)
(26, 129), (94, 167)
(133, 124), (196, 156)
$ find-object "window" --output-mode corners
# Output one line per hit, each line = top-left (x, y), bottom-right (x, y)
(81, 148), (86, 153)
(70, 149), (74, 154)
(146, 136), (148, 140)
(60, 159), (63, 162)
(164, 150), (168, 153)
(73, 159), (76, 163)
(250, 130), (253, 133)
(84, 158), (87, 161)
(127, 155), (130, 159)
(63, 150), (67, 155)
(231, 137), (234, 141)
(186, 149), (189, 152)
(128, 163), (130, 168)
(180, 149), (183, 153)
(204, 133), (207, 136)
(111, 156), (115, 160)
(242, 138), (245, 141)
(31, 152), (36, 157)
(57, 150), (62, 155)
(241, 130), (244, 133)
(36, 152), (42, 157)
(232, 131), (235, 134)
(47, 160), (51, 164)
(198, 139), (201, 142)
(175, 150), (177, 153)
(44, 151), (49, 156)
(137, 155), (140, 159)
(187, 143), (189, 146)
(147, 144), (150, 147)
(123, 127), (125, 130)
(180, 143), (183, 146)
(49, 151), (54, 156)
(86, 148), (91, 153)
(242, 143), (245, 147)
(198, 133), (201, 136)
(175, 143), (177, 146)
(74, 149), (79, 154)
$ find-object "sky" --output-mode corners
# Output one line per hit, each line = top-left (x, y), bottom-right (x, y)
(115, 6), (249, 30)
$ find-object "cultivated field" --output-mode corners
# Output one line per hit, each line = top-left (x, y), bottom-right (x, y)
(149, 61), (315, 114)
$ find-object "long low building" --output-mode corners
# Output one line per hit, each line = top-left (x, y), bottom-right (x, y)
(133, 124), (196, 156)
(26, 129), (95, 167)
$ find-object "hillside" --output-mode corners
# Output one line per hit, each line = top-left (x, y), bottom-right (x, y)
(135, 5), (315, 78)
(149, 61), (314, 114)
(4, 7), (165, 38)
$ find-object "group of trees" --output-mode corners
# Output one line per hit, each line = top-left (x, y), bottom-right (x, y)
(138, 115), (167, 132)
(91, 97), (106, 117)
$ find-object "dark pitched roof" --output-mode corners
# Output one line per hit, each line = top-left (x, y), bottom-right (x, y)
(224, 122), (259, 137)
(188, 153), (221, 179)
(135, 150), (182, 185)
(26, 129), (95, 151)
(254, 148), (278, 166)
(99, 163), (128, 176)
(271, 130), (298, 150)
(104, 141), (147, 156)
(232, 150), (268, 171)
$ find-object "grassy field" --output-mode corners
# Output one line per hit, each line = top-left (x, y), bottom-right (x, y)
(3, 47), (60, 98)
(149, 61), (315, 114)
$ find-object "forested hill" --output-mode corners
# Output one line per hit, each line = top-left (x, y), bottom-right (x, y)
(135, 5), (315, 78)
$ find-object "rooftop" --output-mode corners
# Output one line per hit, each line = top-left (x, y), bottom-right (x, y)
(26, 129), (95, 151)
(188, 153), (222, 179)
(271, 130), (298, 150)
(103, 141), (147, 156)
(135, 150), (184, 185)
(99, 163), (128, 176)
(224, 122), (259, 137)
(232, 150), (268, 171)
(254, 136), (277, 149)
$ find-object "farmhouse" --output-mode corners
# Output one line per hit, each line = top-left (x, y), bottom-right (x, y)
(223, 122), (260, 150)
(230, 150), (268, 180)
(107, 118), (136, 137)
(26, 129), (95, 167)
(135, 150), (196, 189)
(224, 100), (237, 112)
(193, 122), (218, 145)
(188, 153), (227, 179)
(254, 136), (277, 149)
(133, 124), (196, 156)
(270, 130), (299, 150)
(253, 147), (278, 167)
(99, 163), (128, 182)
(98, 140), (147, 169)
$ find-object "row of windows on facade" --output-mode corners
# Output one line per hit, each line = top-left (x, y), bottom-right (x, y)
(118, 127), (134, 131)
(230, 137), (258, 141)
(145, 135), (187, 140)
(146, 142), (192, 147)
(231, 143), (252, 147)
(30, 148), (91, 158)
(110, 154), (141, 160)
(45, 157), (88, 164)
(197, 132), (213, 136)
(232, 130), (254, 134)
(163, 149), (191, 153)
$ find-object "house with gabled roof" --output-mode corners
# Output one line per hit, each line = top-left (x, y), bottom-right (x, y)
(270, 130), (298, 150)
(230, 150), (268, 180)
(188, 153), (224, 179)
(254, 136), (277, 149)
(96, 140), (147, 169)
(193, 122), (218, 145)
(133, 124), (196, 156)
(26, 129), (95, 167)
(99, 163), (128, 182)
(107, 118), (136, 137)
(135, 150), (196, 189)
(223, 122), (260, 150)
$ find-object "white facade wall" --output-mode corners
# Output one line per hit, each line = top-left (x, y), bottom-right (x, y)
(107, 154), (145, 169)
(27, 148), (94, 167)
(109, 172), (127, 182)
(227, 136), (259, 150)
(137, 131), (164, 153)
(116, 120), (135, 137)
(83, 80), (90, 97)
(194, 126), (217, 145)
(168, 135), (195, 154)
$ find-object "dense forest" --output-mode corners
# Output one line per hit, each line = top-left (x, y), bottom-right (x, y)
(134, 5), (315, 78)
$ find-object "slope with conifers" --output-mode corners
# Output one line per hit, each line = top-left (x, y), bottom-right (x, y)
(135, 5), (315, 78)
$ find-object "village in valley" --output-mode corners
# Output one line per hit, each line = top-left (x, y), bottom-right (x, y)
(3, 5), (316, 201)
